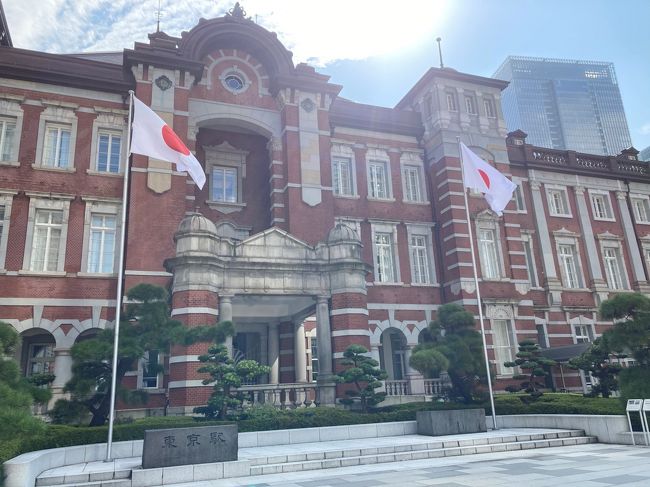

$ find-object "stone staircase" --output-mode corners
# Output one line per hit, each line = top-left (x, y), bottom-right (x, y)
(34, 429), (597, 487)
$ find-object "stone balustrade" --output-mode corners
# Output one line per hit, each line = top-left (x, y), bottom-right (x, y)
(236, 383), (317, 408)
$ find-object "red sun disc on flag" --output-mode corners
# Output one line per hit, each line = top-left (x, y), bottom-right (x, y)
(162, 125), (190, 156)
(478, 169), (490, 189)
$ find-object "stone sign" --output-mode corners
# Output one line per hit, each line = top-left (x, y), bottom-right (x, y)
(416, 409), (486, 436)
(142, 425), (238, 468)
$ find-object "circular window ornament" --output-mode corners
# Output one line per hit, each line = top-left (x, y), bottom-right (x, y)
(225, 74), (244, 92)
(220, 68), (249, 95)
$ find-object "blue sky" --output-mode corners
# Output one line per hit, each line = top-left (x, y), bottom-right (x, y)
(4, 0), (649, 150)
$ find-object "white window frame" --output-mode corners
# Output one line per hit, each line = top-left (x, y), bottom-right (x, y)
(631, 195), (650, 224)
(80, 198), (121, 276)
(642, 242), (650, 281)
(597, 235), (629, 291)
(204, 142), (248, 212)
(26, 342), (55, 376)
(137, 350), (164, 390)
(306, 329), (318, 382)
(400, 151), (427, 204)
(492, 319), (516, 377)
(366, 149), (393, 201)
(331, 144), (358, 198)
(446, 91), (457, 112)
(571, 321), (594, 344)
(34, 104), (78, 172)
(0, 192), (14, 271)
(465, 95), (477, 115)
(476, 215), (505, 281)
(589, 190), (614, 221)
(89, 111), (127, 176)
(484, 98), (496, 118)
(406, 224), (436, 286)
(554, 233), (585, 289)
(546, 185), (571, 217)
(511, 179), (526, 213)
(370, 221), (401, 284)
(21, 195), (72, 275)
(521, 232), (539, 288)
(0, 97), (24, 166)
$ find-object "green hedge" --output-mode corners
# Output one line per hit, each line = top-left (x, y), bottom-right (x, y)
(1, 394), (627, 468)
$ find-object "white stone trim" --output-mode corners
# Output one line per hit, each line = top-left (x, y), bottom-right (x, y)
(366, 148), (393, 200)
(34, 104), (78, 170)
(330, 308), (369, 316)
(331, 143), (358, 197)
(170, 307), (219, 317)
(0, 96), (24, 166)
(0, 193), (14, 269)
(0, 297), (116, 306)
(370, 221), (401, 284)
(88, 109), (128, 175)
(80, 200), (122, 275)
(331, 329), (371, 337)
(406, 223), (437, 285)
(399, 151), (429, 204)
(124, 270), (173, 277)
(588, 189), (615, 222)
(22, 197), (71, 273)
(545, 184), (572, 218)
(168, 380), (208, 389)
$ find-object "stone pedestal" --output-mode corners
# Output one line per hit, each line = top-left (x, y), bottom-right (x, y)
(416, 409), (486, 436)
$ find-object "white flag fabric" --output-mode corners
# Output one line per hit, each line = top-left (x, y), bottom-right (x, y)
(130, 96), (206, 189)
(460, 142), (516, 216)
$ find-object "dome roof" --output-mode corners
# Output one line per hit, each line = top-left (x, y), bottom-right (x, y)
(327, 223), (360, 243)
(177, 212), (217, 234)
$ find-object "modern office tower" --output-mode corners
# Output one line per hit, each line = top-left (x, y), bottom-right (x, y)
(640, 146), (650, 162)
(494, 56), (633, 156)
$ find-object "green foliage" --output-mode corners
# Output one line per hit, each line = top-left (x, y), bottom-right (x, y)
(503, 340), (556, 400)
(569, 336), (622, 398)
(618, 367), (650, 404)
(59, 284), (185, 426)
(410, 304), (486, 403)
(194, 321), (270, 420)
(334, 344), (387, 412)
(599, 293), (650, 366)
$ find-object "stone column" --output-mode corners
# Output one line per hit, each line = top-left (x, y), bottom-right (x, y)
(294, 319), (307, 383)
(51, 348), (72, 398)
(404, 345), (425, 394)
(268, 322), (280, 385)
(315, 296), (336, 405)
(530, 181), (562, 305)
(219, 294), (234, 356)
(617, 191), (650, 291)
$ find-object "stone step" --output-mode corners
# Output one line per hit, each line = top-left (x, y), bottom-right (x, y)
(248, 435), (596, 476)
(36, 469), (131, 486)
(36, 480), (131, 487)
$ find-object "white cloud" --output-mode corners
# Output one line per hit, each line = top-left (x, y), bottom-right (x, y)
(3, 0), (448, 66)
(640, 123), (650, 135)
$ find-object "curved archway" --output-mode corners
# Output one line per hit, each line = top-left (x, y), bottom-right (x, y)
(19, 328), (56, 379)
(379, 328), (408, 381)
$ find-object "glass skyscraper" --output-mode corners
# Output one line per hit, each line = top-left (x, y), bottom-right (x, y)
(494, 56), (632, 156)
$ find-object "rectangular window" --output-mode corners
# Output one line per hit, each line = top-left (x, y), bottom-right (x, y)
(591, 193), (612, 220)
(310, 337), (318, 382)
(374, 232), (395, 282)
(30, 209), (63, 272)
(368, 161), (389, 199)
(465, 96), (476, 114)
(478, 229), (500, 279)
(574, 324), (592, 344)
(522, 236), (538, 287)
(0, 118), (16, 162)
(446, 92), (457, 111)
(0, 205), (4, 250)
(142, 350), (159, 389)
(28, 343), (54, 376)
(548, 188), (569, 216)
(409, 235), (430, 284)
(603, 247), (625, 290)
(632, 198), (650, 223)
(332, 157), (353, 196)
(88, 214), (116, 273)
(96, 132), (121, 173)
(492, 319), (515, 376)
(484, 99), (495, 118)
(536, 324), (548, 348)
(403, 165), (422, 202)
(512, 184), (525, 211)
(42, 123), (71, 168)
(212, 166), (237, 203)
(558, 244), (581, 288)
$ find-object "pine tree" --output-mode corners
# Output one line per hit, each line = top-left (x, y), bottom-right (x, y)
(335, 344), (387, 412)
(504, 340), (556, 400)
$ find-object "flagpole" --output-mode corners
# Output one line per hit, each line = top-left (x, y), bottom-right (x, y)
(105, 90), (134, 462)
(457, 137), (498, 430)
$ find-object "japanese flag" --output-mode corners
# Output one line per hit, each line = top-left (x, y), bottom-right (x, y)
(130, 96), (206, 189)
(460, 142), (516, 216)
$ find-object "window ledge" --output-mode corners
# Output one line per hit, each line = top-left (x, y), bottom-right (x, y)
(0, 161), (20, 167)
(403, 200), (431, 205)
(635, 221), (650, 225)
(368, 281), (405, 286)
(206, 200), (247, 213)
(139, 388), (166, 394)
(367, 197), (396, 203)
(86, 169), (124, 178)
(549, 213), (573, 218)
(18, 270), (67, 277)
(409, 283), (440, 288)
(561, 288), (591, 292)
(593, 217), (616, 222)
(77, 272), (118, 278)
(333, 194), (360, 200)
(31, 164), (76, 173)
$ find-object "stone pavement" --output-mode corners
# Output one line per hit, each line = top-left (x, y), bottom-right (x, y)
(173, 443), (650, 487)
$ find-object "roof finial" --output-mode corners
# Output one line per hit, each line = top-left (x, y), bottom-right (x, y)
(436, 37), (444, 69)
(228, 2), (247, 19)
(155, 0), (162, 32)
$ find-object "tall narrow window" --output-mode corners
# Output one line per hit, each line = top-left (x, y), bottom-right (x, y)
(512, 184), (525, 211)
(30, 209), (63, 272)
(446, 92), (457, 111)
(310, 337), (319, 381)
(212, 166), (237, 203)
(591, 193), (612, 220)
(0, 118), (16, 162)
(478, 229), (500, 279)
(332, 157), (353, 196)
(368, 161), (389, 199)
(27, 343), (55, 376)
(484, 99), (495, 118)
(558, 244), (581, 288)
(465, 96), (476, 114)
(632, 198), (650, 223)
(142, 350), (159, 389)
(547, 188), (570, 216)
(403, 166), (422, 202)
(536, 324), (548, 348)
(42, 123), (71, 168)
(409, 235), (430, 284)
(0, 205), (4, 251)
(603, 247), (625, 290)
(374, 232), (395, 282)
(492, 319), (515, 376)
(96, 132), (121, 173)
(574, 324), (592, 343)
(522, 235), (538, 287)
(88, 214), (116, 273)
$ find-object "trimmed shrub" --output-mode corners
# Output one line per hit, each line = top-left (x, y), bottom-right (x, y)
(619, 367), (650, 404)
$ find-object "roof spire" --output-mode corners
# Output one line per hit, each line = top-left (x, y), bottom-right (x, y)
(436, 37), (444, 69)
(155, 0), (162, 32)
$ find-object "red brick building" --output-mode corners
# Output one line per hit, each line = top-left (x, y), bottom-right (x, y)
(1, 5), (648, 415)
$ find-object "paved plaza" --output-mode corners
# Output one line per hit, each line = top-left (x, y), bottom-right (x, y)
(178, 443), (650, 487)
